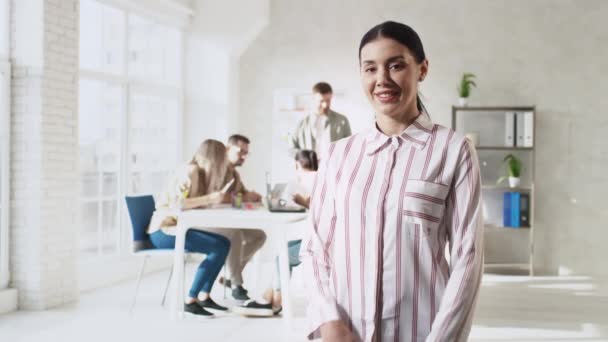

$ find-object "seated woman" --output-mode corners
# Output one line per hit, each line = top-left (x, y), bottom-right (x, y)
(148, 139), (235, 317)
(233, 150), (318, 316)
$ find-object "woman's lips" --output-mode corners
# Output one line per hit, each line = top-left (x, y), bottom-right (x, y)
(374, 90), (400, 103)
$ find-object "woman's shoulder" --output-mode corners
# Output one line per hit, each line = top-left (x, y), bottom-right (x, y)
(430, 123), (468, 146)
(430, 124), (477, 163)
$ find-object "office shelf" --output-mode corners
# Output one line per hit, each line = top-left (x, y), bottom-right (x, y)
(454, 106), (536, 276)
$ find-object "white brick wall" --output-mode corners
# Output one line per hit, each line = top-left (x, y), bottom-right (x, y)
(9, 0), (79, 310)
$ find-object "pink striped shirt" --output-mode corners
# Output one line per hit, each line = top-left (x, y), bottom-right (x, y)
(301, 114), (484, 342)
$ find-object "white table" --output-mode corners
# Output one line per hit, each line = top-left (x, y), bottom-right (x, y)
(169, 206), (308, 326)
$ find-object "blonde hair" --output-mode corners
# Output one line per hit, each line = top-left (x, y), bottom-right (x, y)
(190, 139), (229, 195)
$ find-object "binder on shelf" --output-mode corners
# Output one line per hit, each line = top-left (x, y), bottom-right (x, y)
(503, 192), (521, 228)
(504, 112), (515, 147)
(515, 112), (534, 147)
(503, 192), (511, 227)
(520, 193), (530, 227)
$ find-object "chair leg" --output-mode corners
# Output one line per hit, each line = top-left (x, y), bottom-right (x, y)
(130, 256), (149, 314)
(223, 266), (227, 299)
(161, 264), (174, 307)
(183, 256), (187, 299)
(162, 255), (187, 306)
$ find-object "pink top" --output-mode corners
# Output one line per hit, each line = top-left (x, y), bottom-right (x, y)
(300, 114), (484, 342)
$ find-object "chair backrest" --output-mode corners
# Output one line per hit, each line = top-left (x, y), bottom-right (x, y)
(125, 195), (156, 252)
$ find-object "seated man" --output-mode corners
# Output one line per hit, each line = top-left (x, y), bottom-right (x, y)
(209, 134), (266, 302)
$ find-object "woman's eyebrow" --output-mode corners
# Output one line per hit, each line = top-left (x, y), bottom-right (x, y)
(361, 55), (406, 65)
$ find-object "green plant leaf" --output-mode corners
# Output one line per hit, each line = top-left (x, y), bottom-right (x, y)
(458, 73), (477, 97)
(501, 154), (523, 178)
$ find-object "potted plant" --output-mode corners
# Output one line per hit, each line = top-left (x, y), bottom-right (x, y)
(497, 154), (522, 188)
(457, 73), (476, 106)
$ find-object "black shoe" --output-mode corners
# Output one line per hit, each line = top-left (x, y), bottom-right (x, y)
(220, 278), (248, 295)
(231, 285), (250, 301)
(232, 300), (274, 317)
(184, 302), (214, 318)
(199, 297), (228, 312)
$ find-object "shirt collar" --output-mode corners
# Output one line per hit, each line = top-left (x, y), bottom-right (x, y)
(365, 114), (434, 155)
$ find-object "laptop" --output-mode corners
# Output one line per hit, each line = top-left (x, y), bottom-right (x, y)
(265, 172), (306, 213)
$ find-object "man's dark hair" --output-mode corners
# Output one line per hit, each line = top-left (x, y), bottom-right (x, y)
(227, 134), (250, 146)
(312, 82), (333, 95)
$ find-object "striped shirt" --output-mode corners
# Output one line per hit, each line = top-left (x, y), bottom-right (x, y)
(300, 114), (484, 342)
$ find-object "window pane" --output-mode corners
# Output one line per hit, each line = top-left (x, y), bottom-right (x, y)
(79, 79), (122, 178)
(131, 171), (167, 195)
(79, 0), (125, 74)
(128, 15), (163, 82)
(81, 171), (98, 198)
(79, 79), (122, 256)
(80, 202), (99, 257)
(1, 52), (9, 283)
(164, 28), (182, 86)
(101, 201), (118, 253)
(129, 92), (179, 194)
(128, 15), (182, 86)
(102, 172), (118, 196)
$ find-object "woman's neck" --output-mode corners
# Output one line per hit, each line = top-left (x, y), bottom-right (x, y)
(376, 111), (420, 136)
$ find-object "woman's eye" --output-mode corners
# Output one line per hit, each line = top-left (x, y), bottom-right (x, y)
(390, 64), (403, 70)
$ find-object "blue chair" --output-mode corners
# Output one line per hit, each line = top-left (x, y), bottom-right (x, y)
(125, 195), (188, 312)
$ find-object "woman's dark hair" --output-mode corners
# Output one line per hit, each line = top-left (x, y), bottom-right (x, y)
(295, 150), (319, 171)
(359, 21), (428, 115)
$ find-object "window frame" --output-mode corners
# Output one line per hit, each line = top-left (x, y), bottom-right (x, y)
(78, 0), (184, 260)
(0, 58), (10, 289)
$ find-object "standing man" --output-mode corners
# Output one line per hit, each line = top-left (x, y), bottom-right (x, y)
(290, 82), (352, 157)
(213, 134), (266, 302)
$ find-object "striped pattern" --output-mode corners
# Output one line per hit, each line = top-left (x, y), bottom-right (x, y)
(301, 114), (484, 342)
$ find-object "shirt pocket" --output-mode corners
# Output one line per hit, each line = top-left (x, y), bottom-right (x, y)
(402, 179), (449, 233)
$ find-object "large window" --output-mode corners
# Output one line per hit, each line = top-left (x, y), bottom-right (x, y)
(0, 58), (9, 288)
(1, 0), (10, 289)
(79, 0), (183, 258)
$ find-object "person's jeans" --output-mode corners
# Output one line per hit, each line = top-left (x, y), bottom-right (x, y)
(150, 229), (230, 298)
(273, 239), (302, 291)
(202, 228), (267, 286)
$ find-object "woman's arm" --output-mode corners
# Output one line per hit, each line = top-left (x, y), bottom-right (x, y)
(426, 139), (484, 342)
(292, 193), (311, 209)
(300, 144), (350, 340)
(181, 192), (230, 209)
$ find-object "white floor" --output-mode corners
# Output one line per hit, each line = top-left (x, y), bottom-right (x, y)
(1, 269), (608, 342)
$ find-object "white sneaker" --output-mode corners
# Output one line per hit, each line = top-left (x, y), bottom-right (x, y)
(232, 300), (274, 317)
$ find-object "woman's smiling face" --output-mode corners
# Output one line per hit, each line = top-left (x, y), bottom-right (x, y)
(360, 37), (428, 121)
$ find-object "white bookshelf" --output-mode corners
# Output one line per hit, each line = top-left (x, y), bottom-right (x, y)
(452, 106), (536, 276)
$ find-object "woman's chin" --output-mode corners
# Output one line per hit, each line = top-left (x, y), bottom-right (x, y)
(374, 105), (402, 119)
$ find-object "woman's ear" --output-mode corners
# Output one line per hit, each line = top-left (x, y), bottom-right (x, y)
(418, 59), (429, 82)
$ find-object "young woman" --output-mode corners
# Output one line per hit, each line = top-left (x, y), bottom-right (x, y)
(148, 139), (236, 318)
(301, 21), (484, 341)
(234, 150), (319, 316)
(284, 149), (319, 209)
